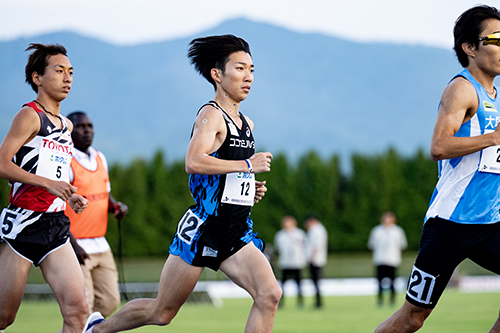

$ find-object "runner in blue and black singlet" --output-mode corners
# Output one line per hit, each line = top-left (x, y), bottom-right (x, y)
(170, 101), (264, 270)
(82, 34), (281, 333)
(189, 100), (255, 220)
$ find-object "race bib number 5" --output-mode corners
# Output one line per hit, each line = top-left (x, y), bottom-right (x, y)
(177, 209), (204, 245)
(406, 265), (436, 305)
(36, 138), (72, 182)
(0, 206), (42, 238)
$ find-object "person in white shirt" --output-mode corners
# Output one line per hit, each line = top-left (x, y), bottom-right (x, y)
(304, 214), (328, 308)
(274, 215), (307, 307)
(368, 211), (407, 306)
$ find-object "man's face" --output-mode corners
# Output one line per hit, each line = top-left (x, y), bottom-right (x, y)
(474, 18), (500, 75)
(72, 114), (94, 152)
(36, 53), (73, 101)
(282, 217), (296, 230)
(382, 215), (396, 227)
(218, 51), (254, 103)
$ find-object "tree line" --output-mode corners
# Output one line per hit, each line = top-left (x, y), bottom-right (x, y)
(0, 147), (438, 256)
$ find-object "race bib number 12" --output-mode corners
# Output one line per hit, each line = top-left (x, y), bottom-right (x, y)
(221, 172), (255, 206)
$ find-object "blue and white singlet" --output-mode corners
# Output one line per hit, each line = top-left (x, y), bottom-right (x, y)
(425, 69), (500, 224)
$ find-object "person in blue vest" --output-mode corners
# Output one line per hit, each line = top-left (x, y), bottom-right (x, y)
(375, 5), (500, 332)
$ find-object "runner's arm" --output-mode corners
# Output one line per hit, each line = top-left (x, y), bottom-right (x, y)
(0, 107), (77, 200)
(185, 105), (272, 175)
(109, 194), (128, 220)
(430, 77), (500, 161)
(68, 194), (88, 214)
(254, 180), (267, 203)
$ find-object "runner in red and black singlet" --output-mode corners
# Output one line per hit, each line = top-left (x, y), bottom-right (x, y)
(0, 43), (88, 332)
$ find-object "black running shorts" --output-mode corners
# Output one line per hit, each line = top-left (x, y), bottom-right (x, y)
(4, 211), (70, 267)
(406, 217), (500, 308)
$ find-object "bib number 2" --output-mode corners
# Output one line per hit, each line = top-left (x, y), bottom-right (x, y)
(479, 130), (500, 174)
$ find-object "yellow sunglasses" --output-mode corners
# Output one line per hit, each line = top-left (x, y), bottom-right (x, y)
(478, 32), (500, 45)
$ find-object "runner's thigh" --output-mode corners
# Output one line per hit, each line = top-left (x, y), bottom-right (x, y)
(469, 223), (500, 275)
(220, 243), (277, 299)
(155, 255), (204, 310)
(0, 242), (32, 316)
(40, 242), (86, 307)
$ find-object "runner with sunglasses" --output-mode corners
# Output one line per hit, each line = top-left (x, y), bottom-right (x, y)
(375, 5), (500, 333)
(478, 32), (500, 45)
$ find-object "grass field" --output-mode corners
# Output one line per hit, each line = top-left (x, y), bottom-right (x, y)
(14, 252), (498, 332)
(5, 291), (500, 332)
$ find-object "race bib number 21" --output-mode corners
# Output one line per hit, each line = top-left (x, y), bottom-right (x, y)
(406, 265), (436, 305)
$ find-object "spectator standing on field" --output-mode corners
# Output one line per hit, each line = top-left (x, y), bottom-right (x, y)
(368, 211), (407, 307)
(304, 214), (328, 308)
(274, 215), (307, 308)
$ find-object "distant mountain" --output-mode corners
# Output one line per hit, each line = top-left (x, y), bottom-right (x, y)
(0, 18), (465, 169)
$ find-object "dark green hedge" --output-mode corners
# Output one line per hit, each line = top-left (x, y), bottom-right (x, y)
(0, 147), (437, 256)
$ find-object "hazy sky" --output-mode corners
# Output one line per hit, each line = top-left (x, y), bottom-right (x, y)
(0, 0), (493, 49)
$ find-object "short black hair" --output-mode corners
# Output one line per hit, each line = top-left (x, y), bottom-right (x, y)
(187, 34), (251, 90)
(454, 5), (500, 67)
(66, 111), (87, 124)
(304, 213), (319, 222)
(25, 43), (68, 92)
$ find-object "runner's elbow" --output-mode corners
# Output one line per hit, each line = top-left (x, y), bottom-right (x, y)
(430, 145), (445, 161)
(185, 160), (202, 174)
(430, 151), (442, 162)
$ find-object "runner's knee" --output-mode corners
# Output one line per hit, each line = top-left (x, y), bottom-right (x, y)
(154, 308), (178, 326)
(407, 315), (426, 331)
(407, 307), (432, 331)
(0, 312), (16, 330)
(256, 283), (282, 310)
(152, 302), (183, 326)
(60, 295), (88, 324)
